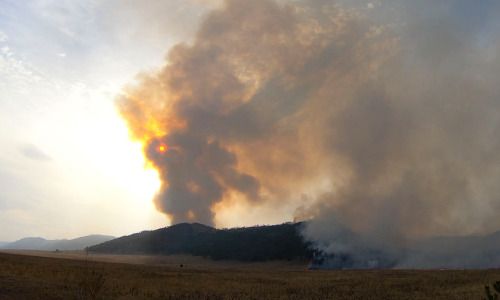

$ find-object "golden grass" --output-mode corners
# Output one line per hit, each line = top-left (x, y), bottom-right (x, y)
(0, 252), (498, 299)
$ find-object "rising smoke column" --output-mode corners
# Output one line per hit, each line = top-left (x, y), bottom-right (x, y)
(117, 0), (372, 225)
(118, 0), (500, 265)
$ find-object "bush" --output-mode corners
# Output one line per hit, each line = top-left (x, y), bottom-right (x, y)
(484, 281), (500, 300)
(77, 269), (105, 300)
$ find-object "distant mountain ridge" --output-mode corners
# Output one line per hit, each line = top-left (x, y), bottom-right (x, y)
(1, 235), (114, 251)
(89, 222), (313, 262)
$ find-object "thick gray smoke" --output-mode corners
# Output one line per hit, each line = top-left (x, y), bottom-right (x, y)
(118, 0), (500, 267)
(301, 0), (500, 268)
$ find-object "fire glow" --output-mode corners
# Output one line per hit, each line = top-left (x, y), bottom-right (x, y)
(157, 144), (168, 154)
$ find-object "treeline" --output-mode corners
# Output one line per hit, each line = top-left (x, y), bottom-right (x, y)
(88, 222), (314, 262)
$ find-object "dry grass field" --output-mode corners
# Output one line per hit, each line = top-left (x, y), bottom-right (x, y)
(0, 251), (499, 300)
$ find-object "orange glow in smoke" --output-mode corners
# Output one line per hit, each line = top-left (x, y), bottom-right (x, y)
(157, 144), (168, 153)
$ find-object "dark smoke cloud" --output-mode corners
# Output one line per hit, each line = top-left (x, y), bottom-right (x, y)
(118, 0), (500, 266)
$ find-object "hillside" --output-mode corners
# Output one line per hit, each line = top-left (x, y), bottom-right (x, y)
(1, 235), (114, 251)
(89, 222), (313, 262)
(88, 222), (500, 268)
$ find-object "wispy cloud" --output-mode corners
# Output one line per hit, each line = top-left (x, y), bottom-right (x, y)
(0, 30), (7, 42)
(19, 144), (52, 162)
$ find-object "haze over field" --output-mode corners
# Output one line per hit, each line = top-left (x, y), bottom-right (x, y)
(2, 0), (500, 268)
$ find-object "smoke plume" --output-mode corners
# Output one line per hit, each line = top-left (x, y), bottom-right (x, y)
(118, 0), (500, 266)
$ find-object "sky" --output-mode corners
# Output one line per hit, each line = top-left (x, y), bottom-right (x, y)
(0, 0), (221, 241)
(1, 0), (500, 260)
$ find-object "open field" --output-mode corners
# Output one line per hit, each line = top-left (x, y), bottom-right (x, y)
(0, 250), (304, 270)
(0, 251), (499, 300)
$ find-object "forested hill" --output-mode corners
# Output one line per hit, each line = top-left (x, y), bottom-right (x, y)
(88, 222), (314, 262)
